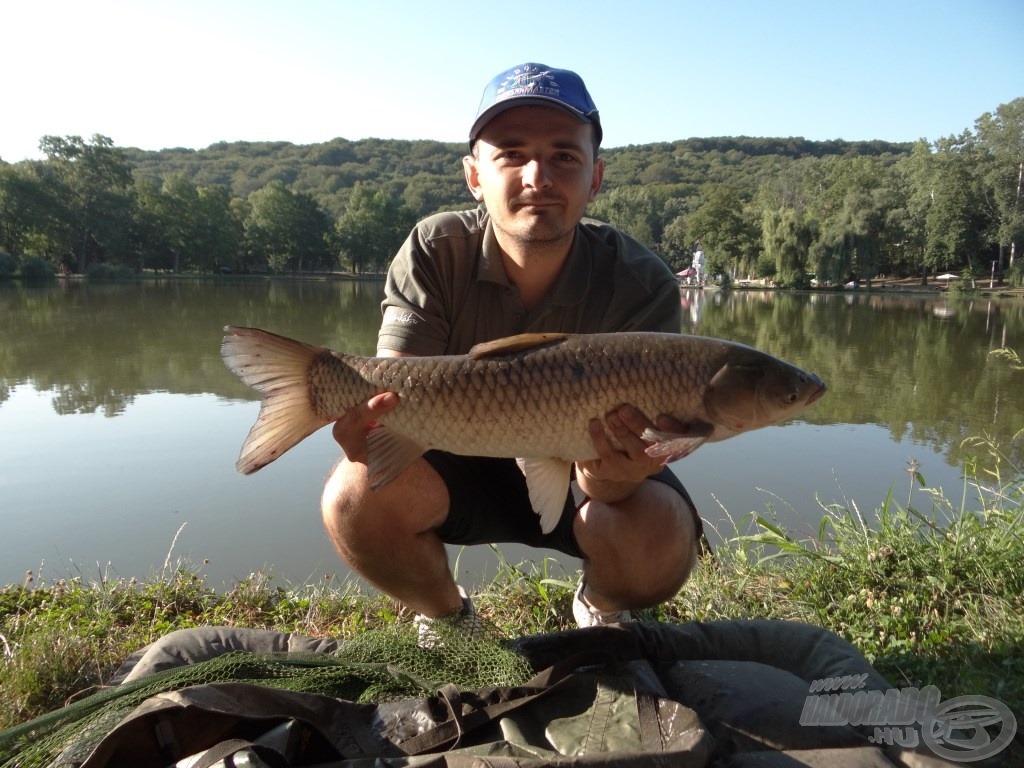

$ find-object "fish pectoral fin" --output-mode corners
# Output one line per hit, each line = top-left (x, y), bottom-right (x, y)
(516, 457), (573, 534)
(641, 426), (710, 461)
(365, 427), (427, 489)
(469, 333), (569, 359)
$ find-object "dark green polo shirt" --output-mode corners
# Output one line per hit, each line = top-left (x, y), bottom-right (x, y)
(378, 207), (681, 356)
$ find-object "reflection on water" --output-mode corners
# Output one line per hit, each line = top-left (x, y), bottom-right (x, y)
(1, 280), (1021, 588)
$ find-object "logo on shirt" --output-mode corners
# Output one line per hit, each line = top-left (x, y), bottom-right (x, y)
(383, 306), (421, 327)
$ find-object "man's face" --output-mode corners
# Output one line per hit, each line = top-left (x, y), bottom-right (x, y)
(464, 105), (604, 250)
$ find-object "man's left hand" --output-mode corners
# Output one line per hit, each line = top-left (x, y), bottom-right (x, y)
(576, 405), (689, 502)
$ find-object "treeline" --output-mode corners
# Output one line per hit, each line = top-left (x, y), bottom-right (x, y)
(0, 98), (1021, 286)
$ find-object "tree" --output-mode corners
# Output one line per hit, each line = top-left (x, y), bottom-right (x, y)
(0, 163), (56, 258)
(587, 186), (661, 246)
(685, 185), (758, 278)
(336, 184), (415, 274)
(925, 133), (988, 279)
(245, 181), (333, 273)
(195, 186), (243, 272)
(763, 208), (815, 287)
(822, 189), (889, 287)
(974, 98), (1024, 274)
(38, 134), (135, 272)
(887, 140), (934, 281)
(152, 173), (201, 272)
(660, 215), (689, 269)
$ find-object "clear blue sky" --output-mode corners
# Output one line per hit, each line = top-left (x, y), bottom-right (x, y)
(2, 0), (1021, 162)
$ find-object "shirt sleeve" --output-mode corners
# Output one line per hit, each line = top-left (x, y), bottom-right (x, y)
(377, 227), (452, 356)
(618, 277), (683, 333)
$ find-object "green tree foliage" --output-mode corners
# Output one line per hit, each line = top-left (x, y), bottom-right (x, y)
(925, 133), (988, 278)
(336, 184), (415, 274)
(685, 185), (759, 278)
(0, 164), (56, 258)
(587, 185), (662, 246)
(763, 208), (815, 287)
(886, 141), (934, 280)
(195, 186), (244, 273)
(973, 98), (1024, 272)
(37, 135), (135, 273)
(245, 181), (333, 273)
(1, 99), (1019, 281)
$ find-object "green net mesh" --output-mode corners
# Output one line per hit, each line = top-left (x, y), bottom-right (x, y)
(0, 618), (534, 768)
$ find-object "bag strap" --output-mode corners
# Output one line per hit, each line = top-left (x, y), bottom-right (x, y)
(188, 738), (290, 768)
(635, 689), (664, 751)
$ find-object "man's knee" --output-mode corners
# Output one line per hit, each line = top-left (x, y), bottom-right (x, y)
(321, 457), (450, 543)
(576, 480), (700, 604)
(320, 459), (363, 533)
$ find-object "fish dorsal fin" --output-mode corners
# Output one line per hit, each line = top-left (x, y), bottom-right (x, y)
(469, 333), (569, 360)
(516, 457), (573, 534)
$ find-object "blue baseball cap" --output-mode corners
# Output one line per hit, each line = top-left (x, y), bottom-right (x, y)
(469, 63), (602, 148)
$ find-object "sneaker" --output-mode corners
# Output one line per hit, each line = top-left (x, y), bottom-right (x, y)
(415, 585), (485, 648)
(573, 579), (632, 628)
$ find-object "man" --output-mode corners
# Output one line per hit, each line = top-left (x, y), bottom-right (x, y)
(322, 63), (701, 632)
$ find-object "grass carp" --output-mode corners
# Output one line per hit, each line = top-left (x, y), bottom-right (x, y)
(221, 327), (826, 532)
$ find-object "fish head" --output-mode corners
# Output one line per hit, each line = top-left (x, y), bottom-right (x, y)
(704, 351), (826, 434)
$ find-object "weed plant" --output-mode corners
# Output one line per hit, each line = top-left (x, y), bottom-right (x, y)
(2, 434), (1021, 732)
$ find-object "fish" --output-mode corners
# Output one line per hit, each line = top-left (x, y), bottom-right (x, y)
(221, 326), (826, 533)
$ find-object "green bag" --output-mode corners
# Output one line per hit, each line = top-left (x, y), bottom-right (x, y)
(2, 621), (959, 767)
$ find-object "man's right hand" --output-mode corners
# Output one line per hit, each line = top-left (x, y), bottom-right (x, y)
(331, 392), (400, 463)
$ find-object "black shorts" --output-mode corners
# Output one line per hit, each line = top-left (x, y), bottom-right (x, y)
(425, 452), (701, 559)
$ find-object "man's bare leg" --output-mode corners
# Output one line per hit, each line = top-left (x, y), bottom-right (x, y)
(574, 478), (698, 612)
(321, 456), (463, 618)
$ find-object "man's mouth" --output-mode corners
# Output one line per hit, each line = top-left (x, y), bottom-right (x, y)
(516, 198), (560, 210)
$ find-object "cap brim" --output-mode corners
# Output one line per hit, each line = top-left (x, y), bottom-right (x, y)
(470, 97), (593, 142)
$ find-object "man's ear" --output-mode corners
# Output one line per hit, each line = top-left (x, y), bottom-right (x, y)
(463, 154), (484, 201)
(589, 157), (605, 202)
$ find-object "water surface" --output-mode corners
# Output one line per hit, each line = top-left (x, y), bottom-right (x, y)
(2, 279), (1020, 589)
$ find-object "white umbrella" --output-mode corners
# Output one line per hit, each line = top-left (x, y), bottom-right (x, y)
(936, 273), (960, 281)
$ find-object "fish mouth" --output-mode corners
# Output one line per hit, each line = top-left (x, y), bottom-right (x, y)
(806, 379), (827, 405)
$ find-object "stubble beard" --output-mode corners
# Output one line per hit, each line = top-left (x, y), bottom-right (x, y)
(493, 210), (576, 249)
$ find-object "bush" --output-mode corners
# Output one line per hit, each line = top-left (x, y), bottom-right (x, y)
(85, 263), (134, 280)
(17, 255), (54, 281)
(1006, 261), (1024, 289)
(0, 250), (16, 279)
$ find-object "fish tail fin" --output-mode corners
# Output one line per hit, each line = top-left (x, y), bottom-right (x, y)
(221, 325), (333, 474)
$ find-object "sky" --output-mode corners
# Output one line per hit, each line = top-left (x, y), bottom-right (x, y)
(2, 0), (1021, 163)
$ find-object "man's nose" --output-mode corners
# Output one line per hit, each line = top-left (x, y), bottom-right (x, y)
(522, 158), (553, 189)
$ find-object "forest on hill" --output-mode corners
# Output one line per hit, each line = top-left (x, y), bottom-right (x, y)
(1, 97), (1021, 288)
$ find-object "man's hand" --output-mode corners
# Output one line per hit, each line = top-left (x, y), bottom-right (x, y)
(576, 405), (689, 503)
(331, 392), (400, 463)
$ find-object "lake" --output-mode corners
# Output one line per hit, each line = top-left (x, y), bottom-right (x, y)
(2, 279), (1021, 590)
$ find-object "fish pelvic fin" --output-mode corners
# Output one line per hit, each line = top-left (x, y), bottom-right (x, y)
(516, 457), (573, 534)
(642, 424), (712, 462)
(365, 427), (427, 489)
(221, 326), (334, 475)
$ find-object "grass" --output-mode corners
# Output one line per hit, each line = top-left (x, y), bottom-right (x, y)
(1, 433), (1022, 735)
